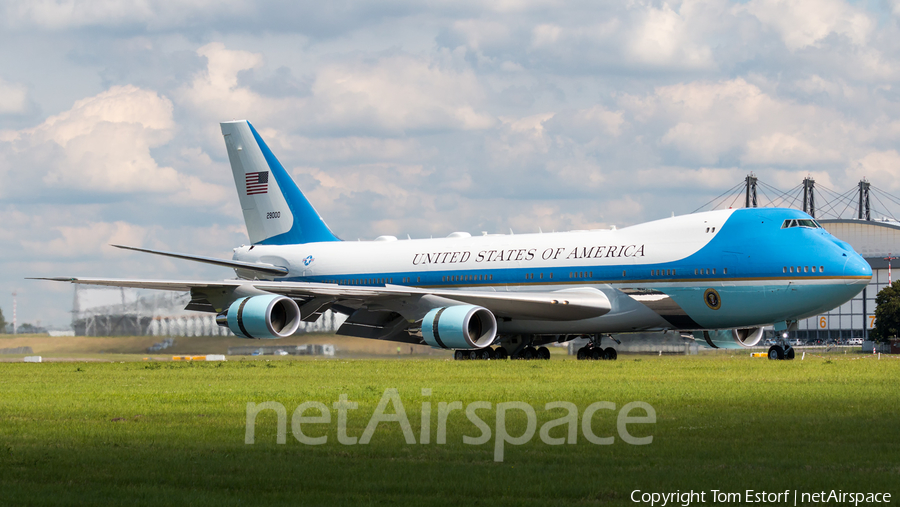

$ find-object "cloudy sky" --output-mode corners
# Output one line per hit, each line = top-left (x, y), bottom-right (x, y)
(3, 0), (900, 327)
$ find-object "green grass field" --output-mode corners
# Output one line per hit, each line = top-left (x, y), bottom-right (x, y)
(1, 354), (899, 506)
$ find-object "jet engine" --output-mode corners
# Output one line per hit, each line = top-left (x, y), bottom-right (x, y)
(693, 327), (765, 349)
(216, 295), (301, 339)
(422, 305), (497, 349)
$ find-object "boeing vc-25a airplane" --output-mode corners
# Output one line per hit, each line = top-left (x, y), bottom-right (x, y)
(38, 120), (872, 361)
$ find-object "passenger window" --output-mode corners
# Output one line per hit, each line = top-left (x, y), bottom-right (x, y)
(790, 267), (794, 273)
(723, 268), (728, 275)
(711, 268), (715, 275)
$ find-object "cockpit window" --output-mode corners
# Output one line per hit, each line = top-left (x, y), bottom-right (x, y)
(781, 219), (821, 229)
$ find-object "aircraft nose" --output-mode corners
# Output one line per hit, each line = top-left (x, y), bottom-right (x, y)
(843, 251), (872, 279)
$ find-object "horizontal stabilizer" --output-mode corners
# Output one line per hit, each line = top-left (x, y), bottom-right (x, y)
(111, 245), (289, 277)
(27, 277), (243, 292)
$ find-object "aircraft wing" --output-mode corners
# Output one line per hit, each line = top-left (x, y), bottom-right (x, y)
(33, 277), (611, 321)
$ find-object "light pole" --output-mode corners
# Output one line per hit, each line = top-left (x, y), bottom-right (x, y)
(11, 291), (16, 335)
(886, 254), (898, 285)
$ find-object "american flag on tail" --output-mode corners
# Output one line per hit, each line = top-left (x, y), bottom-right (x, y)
(245, 171), (269, 195)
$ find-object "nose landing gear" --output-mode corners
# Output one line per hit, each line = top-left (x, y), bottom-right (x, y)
(767, 340), (796, 361)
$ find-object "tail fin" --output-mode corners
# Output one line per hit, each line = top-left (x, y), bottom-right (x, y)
(220, 120), (339, 245)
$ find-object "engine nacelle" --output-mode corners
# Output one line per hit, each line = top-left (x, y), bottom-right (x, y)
(217, 295), (301, 339)
(693, 327), (765, 349)
(422, 305), (497, 350)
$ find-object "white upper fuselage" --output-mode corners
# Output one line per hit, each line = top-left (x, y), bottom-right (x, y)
(237, 209), (721, 283)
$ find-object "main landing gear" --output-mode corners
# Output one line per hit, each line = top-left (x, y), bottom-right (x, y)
(576, 335), (618, 361)
(452, 346), (550, 360)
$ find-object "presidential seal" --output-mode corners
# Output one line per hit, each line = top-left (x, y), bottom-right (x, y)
(704, 288), (721, 310)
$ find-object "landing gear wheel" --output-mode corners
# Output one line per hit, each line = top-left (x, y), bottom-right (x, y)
(590, 347), (603, 360)
(785, 347), (795, 360)
(537, 346), (550, 360)
(522, 347), (536, 360)
(454, 350), (465, 361)
(495, 347), (508, 360)
(576, 347), (588, 360)
(767, 345), (784, 360)
(604, 347), (618, 361)
(468, 350), (479, 360)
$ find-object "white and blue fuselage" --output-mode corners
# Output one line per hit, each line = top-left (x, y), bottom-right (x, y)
(233, 207), (871, 336)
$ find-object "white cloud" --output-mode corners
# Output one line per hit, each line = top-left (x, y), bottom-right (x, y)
(280, 136), (427, 164)
(452, 19), (512, 51)
(311, 50), (495, 133)
(21, 221), (149, 258)
(177, 42), (294, 125)
(743, 132), (840, 166)
(531, 24), (561, 47)
(846, 151), (900, 192)
(740, 0), (874, 50)
(631, 166), (746, 190)
(627, 78), (853, 166)
(490, 113), (554, 161)
(627, 3), (713, 69)
(548, 106), (625, 139)
(0, 77), (29, 114)
(178, 43), (494, 136)
(507, 203), (608, 233)
(0, 84), (228, 203)
(2, 0), (249, 29)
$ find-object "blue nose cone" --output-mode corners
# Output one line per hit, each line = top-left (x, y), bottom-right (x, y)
(843, 250), (873, 279)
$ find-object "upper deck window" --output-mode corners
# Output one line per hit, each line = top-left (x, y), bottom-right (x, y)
(781, 218), (821, 229)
